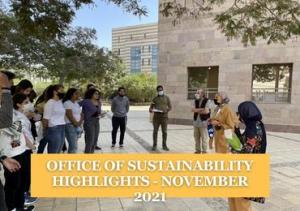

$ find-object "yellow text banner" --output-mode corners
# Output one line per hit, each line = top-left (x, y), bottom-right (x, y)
(31, 154), (269, 198)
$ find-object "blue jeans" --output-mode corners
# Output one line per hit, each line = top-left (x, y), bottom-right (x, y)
(65, 123), (78, 153)
(46, 125), (65, 153)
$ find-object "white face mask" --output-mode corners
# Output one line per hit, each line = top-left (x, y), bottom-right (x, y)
(23, 102), (35, 113)
(158, 91), (164, 96)
(195, 94), (200, 100)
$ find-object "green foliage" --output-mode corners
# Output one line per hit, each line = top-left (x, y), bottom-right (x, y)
(253, 64), (287, 83)
(117, 73), (157, 103)
(4, 0), (147, 41)
(1, 0), (300, 50)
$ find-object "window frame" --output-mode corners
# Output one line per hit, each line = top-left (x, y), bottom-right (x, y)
(251, 63), (293, 104)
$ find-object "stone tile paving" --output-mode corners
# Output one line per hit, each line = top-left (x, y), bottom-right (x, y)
(21, 107), (300, 210)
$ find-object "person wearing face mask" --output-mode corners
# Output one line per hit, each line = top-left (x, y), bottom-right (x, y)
(191, 89), (210, 154)
(209, 92), (241, 211)
(0, 93), (35, 211)
(19, 90), (39, 206)
(63, 88), (83, 153)
(13, 94), (37, 208)
(209, 92), (238, 153)
(42, 84), (66, 153)
(0, 71), (23, 211)
(225, 101), (267, 211)
(149, 85), (172, 151)
(80, 88), (102, 153)
(111, 87), (130, 148)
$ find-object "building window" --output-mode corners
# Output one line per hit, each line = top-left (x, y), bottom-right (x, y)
(118, 36), (120, 43)
(130, 47), (141, 73)
(142, 46), (144, 53)
(117, 48), (120, 55)
(144, 33), (147, 38)
(142, 59), (145, 66)
(130, 34), (133, 40)
(252, 63), (292, 103)
(148, 58), (151, 65)
(187, 66), (219, 99)
(148, 45), (151, 53)
(151, 45), (158, 72)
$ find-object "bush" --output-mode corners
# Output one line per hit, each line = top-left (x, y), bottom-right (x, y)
(117, 73), (157, 103)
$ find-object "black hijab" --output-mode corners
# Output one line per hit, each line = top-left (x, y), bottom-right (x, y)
(238, 101), (267, 153)
(238, 101), (262, 138)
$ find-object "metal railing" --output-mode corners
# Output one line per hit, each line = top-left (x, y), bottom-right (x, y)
(188, 88), (219, 100)
(252, 88), (291, 104)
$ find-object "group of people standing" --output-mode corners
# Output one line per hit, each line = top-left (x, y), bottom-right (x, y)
(0, 71), (130, 211)
(0, 70), (267, 211)
(148, 86), (267, 211)
(0, 72), (38, 211)
(191, 89), (267, 211)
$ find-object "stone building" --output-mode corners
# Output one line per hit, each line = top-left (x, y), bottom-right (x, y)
(112, 23), (158, 73)
(158, 0), (300, 132)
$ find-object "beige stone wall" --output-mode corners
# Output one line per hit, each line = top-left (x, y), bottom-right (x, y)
(158, 7), (300, 131)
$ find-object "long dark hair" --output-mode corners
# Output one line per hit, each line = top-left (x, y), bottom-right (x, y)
(29, 90), (37, 103)
(35, 85), (52, 106)
(45, 84), (63, 102)
(63, 88), (78, 103)
(84, 88), (100, 99)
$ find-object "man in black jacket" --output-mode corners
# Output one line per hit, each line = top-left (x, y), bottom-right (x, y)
(0, 71), (21, 211)
(191, 89), (210, 154)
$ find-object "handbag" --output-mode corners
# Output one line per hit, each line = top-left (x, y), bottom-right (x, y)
(224, 129), (242, 151)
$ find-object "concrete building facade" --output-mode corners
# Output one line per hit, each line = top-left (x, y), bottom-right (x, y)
(158, 0), (300, 132)
(112, 23), (158, 73)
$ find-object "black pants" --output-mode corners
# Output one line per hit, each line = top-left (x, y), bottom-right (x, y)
(112, 116), (127, 145)
(24, 150), (32, 193)
(4, 152), (26, 210)
(0, 180), (7, 211)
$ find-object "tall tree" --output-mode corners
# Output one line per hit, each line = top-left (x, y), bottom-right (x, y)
(4, 0), (147, 40)
(2, 0), (299, 47)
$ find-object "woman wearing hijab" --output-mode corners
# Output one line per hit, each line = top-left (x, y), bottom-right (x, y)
(227, 101), (267, 211)
(210, 92), (249, 211)
(238, 101), (267, 153)
(209, 92), (238, 153)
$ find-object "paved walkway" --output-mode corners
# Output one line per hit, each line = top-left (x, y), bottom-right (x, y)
(30, 107), (300, 210)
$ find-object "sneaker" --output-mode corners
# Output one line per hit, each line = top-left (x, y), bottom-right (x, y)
(152, 146), (157, 151)
(24, 192), (37, 206)
(95, 146), (102, 150)
(119, 145), (124, 148)
(21, 205), (35, 211)
(162, 146), (170, 151)
(194, 151), (201, 154)
(111, 144), (115, 148)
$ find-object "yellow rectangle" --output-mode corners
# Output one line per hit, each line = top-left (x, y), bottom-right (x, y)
(31, 154), (269, 198)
